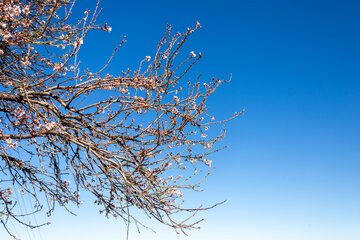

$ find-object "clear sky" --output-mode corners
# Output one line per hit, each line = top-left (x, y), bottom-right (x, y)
(2, 0), (360, 239)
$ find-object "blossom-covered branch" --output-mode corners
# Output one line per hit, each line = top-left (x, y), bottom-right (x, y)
(0, 0), (241, 237)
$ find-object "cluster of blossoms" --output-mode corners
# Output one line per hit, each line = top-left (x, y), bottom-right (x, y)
(0, 1), (32, 48)
(3, 3), (23, 20)
(6, 138), (18, 149)
(0, 187), (13, 206)
(169, 188), (184, 197)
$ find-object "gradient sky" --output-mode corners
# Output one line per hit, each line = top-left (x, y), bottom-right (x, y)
(2, 0), (360, 239)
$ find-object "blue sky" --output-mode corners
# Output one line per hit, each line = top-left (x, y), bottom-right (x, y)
(2, 0), (360, 239)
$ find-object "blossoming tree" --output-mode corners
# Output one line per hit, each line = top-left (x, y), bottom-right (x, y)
(0, 0), (240, 238)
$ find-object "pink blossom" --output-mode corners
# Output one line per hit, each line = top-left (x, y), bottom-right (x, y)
(23, 5), (30, 15)
(192, 102), (197, 109)
(204, 159), (212, 167)
(53, 63), (61, 71)
(20, 58), (31, 66)
(2, 33), (13, 42)
(172, 107), (179, 114)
